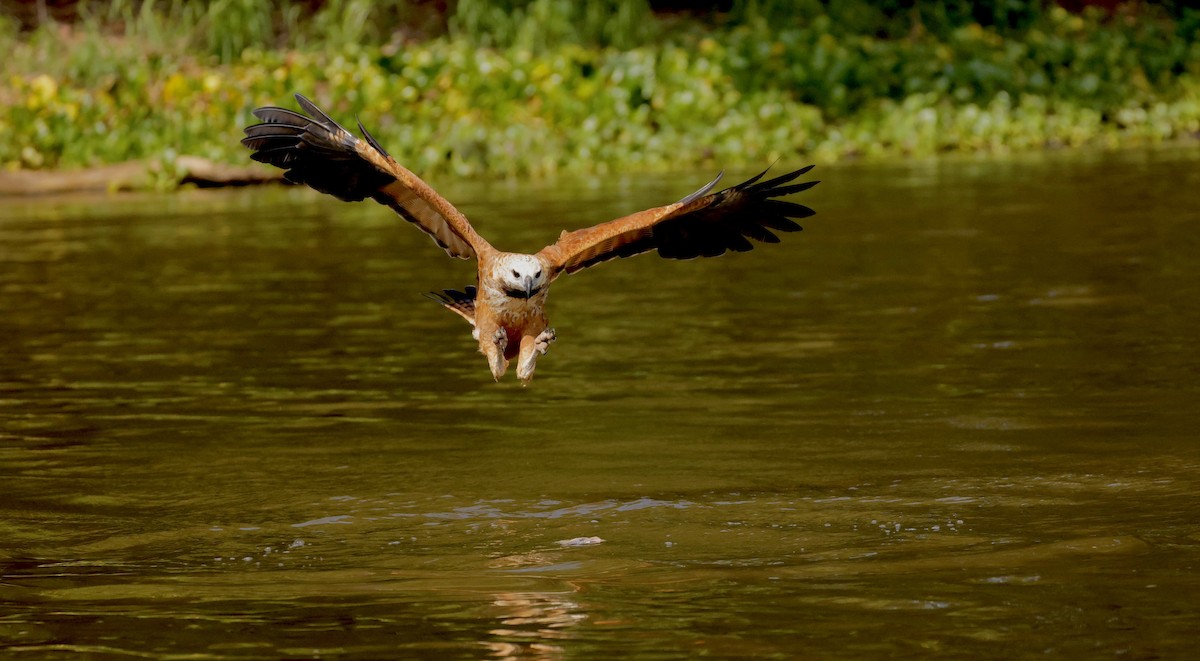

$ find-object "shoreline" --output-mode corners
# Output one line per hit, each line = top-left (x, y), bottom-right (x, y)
(3, 136), (1197, 198)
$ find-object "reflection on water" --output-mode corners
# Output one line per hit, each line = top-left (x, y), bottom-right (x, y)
(484, 590), (586, 659)
(2, 148), (1200, 658)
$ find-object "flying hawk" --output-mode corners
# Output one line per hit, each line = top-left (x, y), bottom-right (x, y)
(242, 94), (818, 383)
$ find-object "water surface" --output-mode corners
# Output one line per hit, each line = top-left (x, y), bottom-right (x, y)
(2, 148), (1199, 659)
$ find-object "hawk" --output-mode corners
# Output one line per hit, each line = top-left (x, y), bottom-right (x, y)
(242, 94), (819, 383)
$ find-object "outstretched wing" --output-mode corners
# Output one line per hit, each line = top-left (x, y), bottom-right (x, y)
(537, 166), (818, 277)
(242, 94), (490, 260)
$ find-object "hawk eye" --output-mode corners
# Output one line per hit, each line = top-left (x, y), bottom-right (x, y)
(511, 269), (520, 278)
(535, 270), (542, 278)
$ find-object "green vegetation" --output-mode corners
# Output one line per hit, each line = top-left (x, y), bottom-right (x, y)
(2, 0), (1199, 184)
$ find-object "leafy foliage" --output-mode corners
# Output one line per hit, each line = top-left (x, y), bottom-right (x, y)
(1, 1), (1198, 183)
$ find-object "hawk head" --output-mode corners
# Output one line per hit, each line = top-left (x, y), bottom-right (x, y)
(492, 254), (547, 300)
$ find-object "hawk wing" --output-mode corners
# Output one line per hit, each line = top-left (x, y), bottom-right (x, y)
(536, 166), (818, 278)
(242, 94), (491, 260)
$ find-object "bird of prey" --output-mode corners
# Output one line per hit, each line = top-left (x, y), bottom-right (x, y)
(242, 94), (818, 384)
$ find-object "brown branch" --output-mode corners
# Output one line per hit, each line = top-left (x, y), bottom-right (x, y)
(0, 157), (285, 196)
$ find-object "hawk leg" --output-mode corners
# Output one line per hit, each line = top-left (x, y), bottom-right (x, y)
(516, 328), (556, 385)
(485, 327), (508, 381)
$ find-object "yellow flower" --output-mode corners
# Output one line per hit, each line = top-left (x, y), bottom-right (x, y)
(27, 74), (58, 109)
(163, 73), (189, 103)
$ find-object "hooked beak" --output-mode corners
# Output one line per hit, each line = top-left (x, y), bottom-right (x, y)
(523, 275), (536, 299)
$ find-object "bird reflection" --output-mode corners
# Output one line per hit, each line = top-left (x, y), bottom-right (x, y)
(481, 590), (588, 660)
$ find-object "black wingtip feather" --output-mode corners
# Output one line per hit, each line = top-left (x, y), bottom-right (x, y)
(736, 165), (774, 191)
(243, 122), (306, 138)
(357, 117), (392, 159)
(768, 180), (820, 197)
(293, 93), (344, 131)
(252, 107), (312, 126)
(678, 170), (724, 205)
(747, 169), (803, 194)
(762, 200), (816, 220)
(242, 93), (398, 201)
(642, 163), (817, 261)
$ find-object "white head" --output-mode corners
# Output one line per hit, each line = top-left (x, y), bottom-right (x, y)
(491, 254), (548, 300)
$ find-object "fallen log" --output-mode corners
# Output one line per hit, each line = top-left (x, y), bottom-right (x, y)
(0, 157), (284, 196)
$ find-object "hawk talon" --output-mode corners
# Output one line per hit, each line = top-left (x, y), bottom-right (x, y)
(492, 327), (508, 353)
(535, 327), (557, 355)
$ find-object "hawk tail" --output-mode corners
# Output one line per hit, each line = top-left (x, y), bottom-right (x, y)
(423, 286), (477, 325)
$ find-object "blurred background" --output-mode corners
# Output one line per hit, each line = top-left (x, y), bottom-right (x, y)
(1, 0), (1198, 184)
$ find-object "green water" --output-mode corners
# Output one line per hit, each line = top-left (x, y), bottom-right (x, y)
(1, 149), (1198, 659)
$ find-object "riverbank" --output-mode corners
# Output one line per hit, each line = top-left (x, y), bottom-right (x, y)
(2, 1), (1198, 192)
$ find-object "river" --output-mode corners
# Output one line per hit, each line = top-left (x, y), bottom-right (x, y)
(1, 147), (1198, 658)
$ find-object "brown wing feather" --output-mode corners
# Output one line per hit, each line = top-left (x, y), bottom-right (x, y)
(538, 165), (818, 277)
(242, 94), (491, 260)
